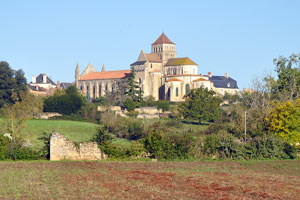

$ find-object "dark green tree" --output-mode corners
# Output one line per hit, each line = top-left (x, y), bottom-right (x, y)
(43, 86), (85, 115)
(125, 67), (143, 103)
(178, 88), (222, 123)
(0, 61), (27, 107)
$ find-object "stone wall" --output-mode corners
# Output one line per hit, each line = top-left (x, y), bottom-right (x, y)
(50, 132), (106, 161)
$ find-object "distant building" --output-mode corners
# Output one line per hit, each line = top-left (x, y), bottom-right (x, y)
(75, 33), (239, 101)
(28, 73), (73, 96)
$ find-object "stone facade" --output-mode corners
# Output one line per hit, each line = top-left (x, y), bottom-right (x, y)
(50, 132), (106, 161)
(75, 33), (239, 102)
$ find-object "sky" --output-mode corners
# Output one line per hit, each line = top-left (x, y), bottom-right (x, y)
(1, 0), (300, 89)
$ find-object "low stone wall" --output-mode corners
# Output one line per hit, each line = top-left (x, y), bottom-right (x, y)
(97, 106), (121, 112)
(137, 114), (160, 119)
(40, 112), (62, 119)
(135, 107), (163, 114)
(50, 132), (106, 161)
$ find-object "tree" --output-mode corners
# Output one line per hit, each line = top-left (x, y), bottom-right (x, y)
(272, 53), (300, 101)
(266, 98), (300, 147)
(43, 86), (85, 115)
(0, 61), (27, 107)
(1, 92), (43, 143)
(178, 88), (222, 123)
(125, 67), (143, 103)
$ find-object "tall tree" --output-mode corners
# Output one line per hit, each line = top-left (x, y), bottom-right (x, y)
(272, 53), (300, 101)
(125, 67), (143, 103)
(178, 88), (222, 123)
(0, 61), (27, 107)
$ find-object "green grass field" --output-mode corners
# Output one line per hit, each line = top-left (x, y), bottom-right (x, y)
(0, 159), (299, 199)
(0, 119), (99, 150)
(0, 117), (208, 150)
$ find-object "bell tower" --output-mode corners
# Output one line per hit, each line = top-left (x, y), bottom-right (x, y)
(151, 33), (176, 65)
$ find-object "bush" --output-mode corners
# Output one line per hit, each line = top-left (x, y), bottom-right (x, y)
(123, 98), (137, 112)
(245, 135), (297, 159)
(0, 134), (10, 160)
(93, 126), (112, 145)
(43, 86), (85, 115)
(203, 132), (297, 160)
(143, 128), (195, 160)
(5, 141), (41, 160)
(204, 131), (245, 159)
(156, 100), (170, 113)
(102, 139), (145, 158)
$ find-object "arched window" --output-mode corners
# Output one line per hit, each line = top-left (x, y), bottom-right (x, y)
(99, 84), (102, 96)
(167, 88), (171, 100)
(185, 84), (190, 94)
(176, 87), (179, 97)
(87, 85), (90, 99)
(80, 85), (83, 91)
(93, 85), (96, 99)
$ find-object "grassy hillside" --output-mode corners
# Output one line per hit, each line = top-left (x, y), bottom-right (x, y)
(0, 119), (99, 150)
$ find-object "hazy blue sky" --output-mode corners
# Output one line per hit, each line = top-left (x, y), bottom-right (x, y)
(1, 0), (300, 89)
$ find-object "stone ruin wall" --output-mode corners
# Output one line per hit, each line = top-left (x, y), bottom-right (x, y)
(50, 132), (106, 161)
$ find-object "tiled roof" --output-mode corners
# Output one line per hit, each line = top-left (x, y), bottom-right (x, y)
(152, 33), (174, 45)
(80, 70), (131, 81)
(166, 78), (182, 82)
(165, 57), (197, 66)
(35, 74), (56, 85)
(145, 53), (161, 63)
(130, 61), (146, 66)
(209, 76), (239, 89)
(60, 82), (73, 89)
(28, 85), (47, 92)
(193, 78), (209, 82)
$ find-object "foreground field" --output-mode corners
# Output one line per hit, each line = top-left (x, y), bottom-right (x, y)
(0, 160), (300, 199)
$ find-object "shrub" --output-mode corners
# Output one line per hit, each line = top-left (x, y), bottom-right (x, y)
(156, 100), (170, 113)
(203, 132), (297, 160)
(204, 131), (245, 159)
(123, 98), (137, 112)
(0, 134), (10, 160)
(102, 139), (145, 158)
(93, 126), (112, 146)
(143, 127), (195, 160)
(5, 142), (41, 160)
(43, 86), (85, 115)
(245, 135), (297, 159)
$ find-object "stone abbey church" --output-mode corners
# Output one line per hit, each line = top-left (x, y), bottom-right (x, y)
(75, 33), (239, 101)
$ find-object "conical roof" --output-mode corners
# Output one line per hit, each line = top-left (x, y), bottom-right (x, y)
(152, 33), (174, 45)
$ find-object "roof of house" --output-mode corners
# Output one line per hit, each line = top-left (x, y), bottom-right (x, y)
(209, 76), (239, 89)
(130, 61), (146, 66)
(152, 33), (174, 45)
(193, 78), (209, 82)
(80, 70), (131, 81)
(165, 78), (182, 82)
(28, 85), (47, 92)
(60, 82), (73, 89)
(145, 53), (161, 63)
(165, 57), (197, 66)
(34, 74), (56, 85)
